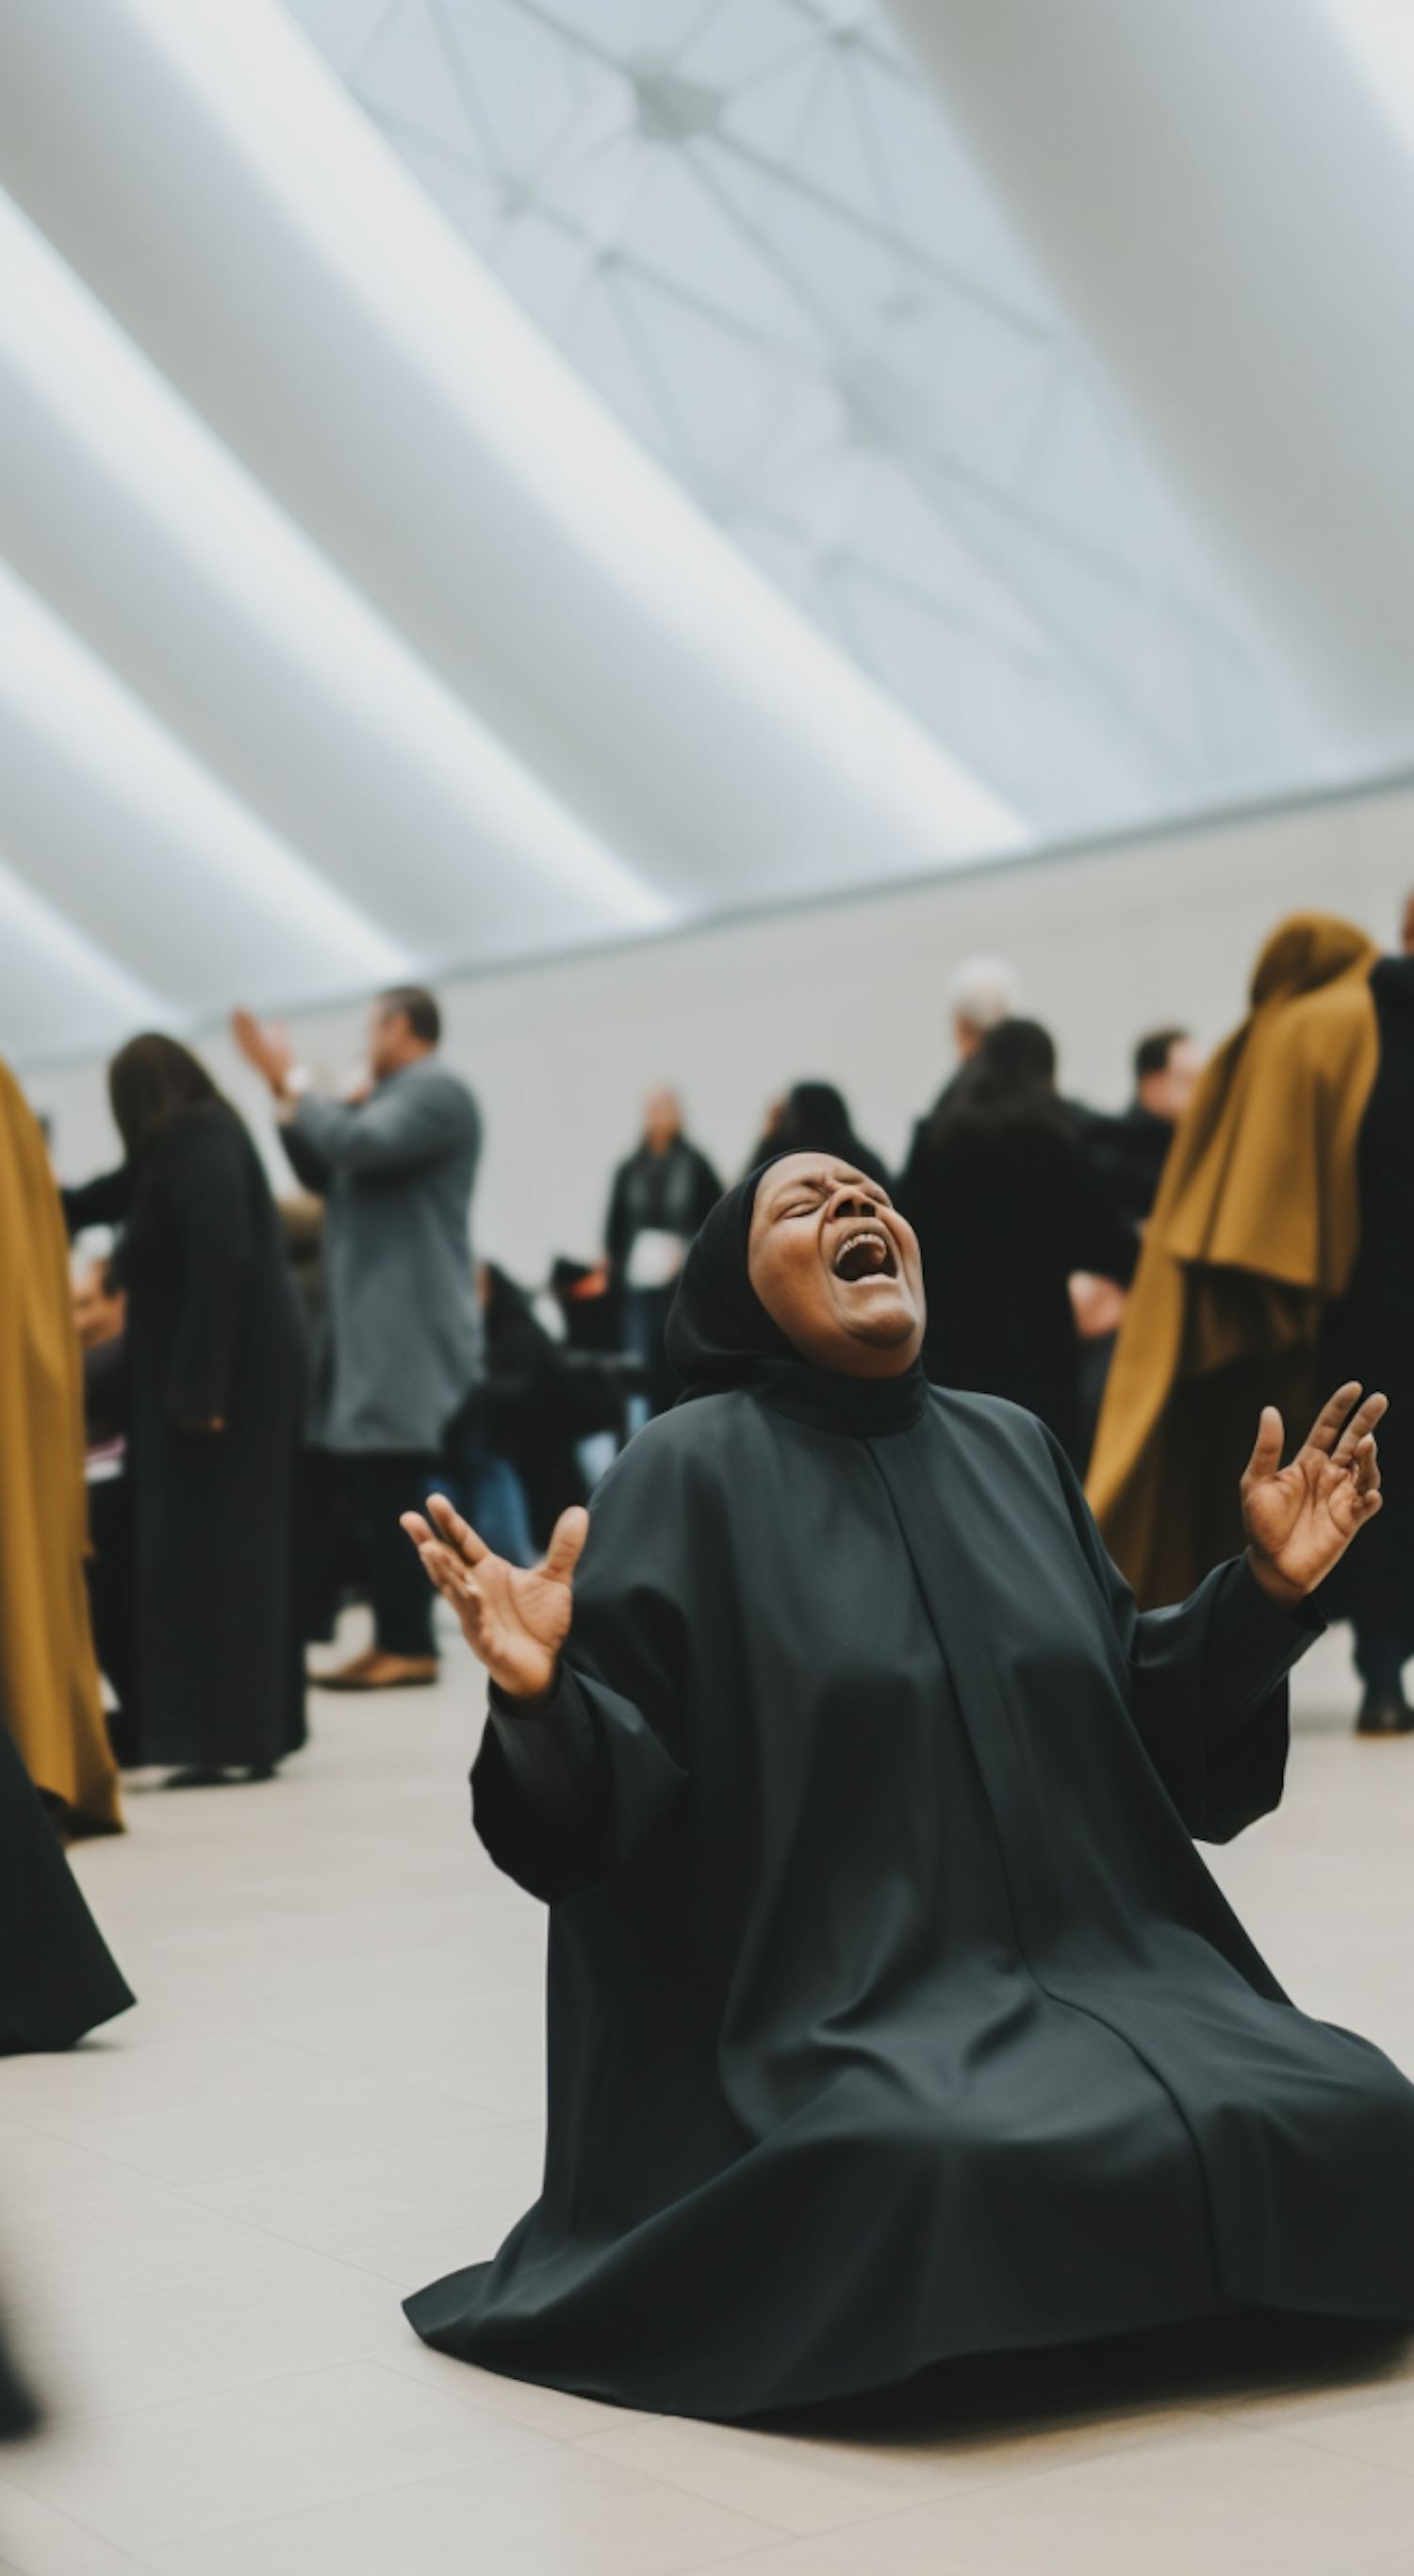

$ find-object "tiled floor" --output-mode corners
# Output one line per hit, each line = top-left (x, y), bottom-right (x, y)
(2, 1615), (1413, 2575)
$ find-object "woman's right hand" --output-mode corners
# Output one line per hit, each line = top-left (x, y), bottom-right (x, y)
(401, 1494), (588, 1702)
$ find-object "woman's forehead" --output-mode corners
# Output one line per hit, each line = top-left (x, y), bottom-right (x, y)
(755, 1154), (877, 1207)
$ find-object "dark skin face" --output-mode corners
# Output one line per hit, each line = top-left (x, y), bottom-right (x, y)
(748, 1155), (926, 1379)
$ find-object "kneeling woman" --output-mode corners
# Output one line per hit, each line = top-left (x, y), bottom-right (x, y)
(403, 1157), (1414, 2420)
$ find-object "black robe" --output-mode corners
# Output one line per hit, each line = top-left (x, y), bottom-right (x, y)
(1318, 953), (1414, 1635)
(896, 1121), (1137, 1462)
(64, 1108), (306, 1771)
(0, 1716), (133, 2055)
(406, 1373), (1414, 2418)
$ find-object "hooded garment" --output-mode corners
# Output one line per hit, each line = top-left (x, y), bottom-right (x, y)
(0, 1058), (120, 1834)
(405, 1169), (1414, 2420)
(1088, 915), (1380, 1607)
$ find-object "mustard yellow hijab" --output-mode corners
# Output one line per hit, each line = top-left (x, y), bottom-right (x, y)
(1088, 914), (1380, 1607)
(0, 1058), (121, 1834)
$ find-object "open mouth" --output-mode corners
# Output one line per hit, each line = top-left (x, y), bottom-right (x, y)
(831, 1224), (896, 1284)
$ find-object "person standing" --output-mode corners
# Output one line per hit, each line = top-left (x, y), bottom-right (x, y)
(746, 1082), (892, 1191)
(1089, 912), (1414, 1736)
(62, 1038), (307, 1785)
(604, 1089), (720, 1418)
(234, 989), (481, 1689)
(897, 1020), (1137, 1462)
(0, 1058), (120, 1837)
(1081, 1027), (1207, 1231)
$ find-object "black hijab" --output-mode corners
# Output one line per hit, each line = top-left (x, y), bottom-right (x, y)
(664, 1162), (928, 1435)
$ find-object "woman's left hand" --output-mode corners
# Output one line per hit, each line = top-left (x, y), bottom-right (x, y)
(1241, 1382), (1386, 1606)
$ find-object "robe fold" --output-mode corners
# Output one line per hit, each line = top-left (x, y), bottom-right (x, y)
(406, 1379), (1414, 2419)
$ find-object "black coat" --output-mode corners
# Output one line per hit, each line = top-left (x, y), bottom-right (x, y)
(1319, 953), (1414, 1633)
(898, 1118), (1138, 1460)
(1078, 1100), (1176, 1229)
(482, 1267), (587, 1551)
(405, 1380), (1414, 2418)
(604, 1138), (722, 1277)
(0, 1715), (132, 2054)
(65, 1109), (306, 1770)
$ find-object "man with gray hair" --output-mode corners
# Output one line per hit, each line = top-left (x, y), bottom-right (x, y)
(946, 954), (1021, 1061)
(234, 988), (481, 1690)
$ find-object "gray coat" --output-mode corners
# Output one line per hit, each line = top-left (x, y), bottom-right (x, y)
(281, 1058), (482, 1454)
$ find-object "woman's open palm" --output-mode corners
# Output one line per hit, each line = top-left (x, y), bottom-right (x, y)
(401, 1494), (588, 1700)
(1241, 1381), (1385, 1603)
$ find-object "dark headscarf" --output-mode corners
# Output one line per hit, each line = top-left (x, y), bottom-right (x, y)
(664, 1161), (927, 1434)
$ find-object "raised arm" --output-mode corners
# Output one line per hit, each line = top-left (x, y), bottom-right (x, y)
(1050, 1384), (1384, 1840)
(289, 1076), (476, 1182)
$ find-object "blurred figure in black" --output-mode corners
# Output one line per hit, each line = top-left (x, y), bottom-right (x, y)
(748, 1082), (891, 1191)
(73, 1261), (139, 1766)
(898, 1019), (1137, 1462)
(605, 1090), (721, 1416)
(1083, 1027), (1206, 1229)
(63, 1038), (306, 1786)
(480, 1264), (588, 1550)
(1318, 920), (1414, 1731)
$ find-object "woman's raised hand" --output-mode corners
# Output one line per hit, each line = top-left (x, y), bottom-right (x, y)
(1241, 1382), (1386, 1606)
(401, 1494), (588, 1702)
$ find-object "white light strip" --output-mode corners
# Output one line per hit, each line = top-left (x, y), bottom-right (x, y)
(1318, 0), (1414, 159)
(0, 557), (415, 993)
(0, 850), (174, 1032)
(0, 185), (672, 931)
(120, 0), (1026, 862)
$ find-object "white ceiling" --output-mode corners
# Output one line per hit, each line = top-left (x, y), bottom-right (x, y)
(0, 0), (1409, 1069)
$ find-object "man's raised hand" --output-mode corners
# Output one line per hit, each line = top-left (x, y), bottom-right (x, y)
(401, 1493), (588, 1702)
(1241, 1382), (1386, 1607)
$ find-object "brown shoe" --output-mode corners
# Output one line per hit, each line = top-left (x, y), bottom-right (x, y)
(309, 1646), (379, 1686)
(317, 1652), (439, 1692)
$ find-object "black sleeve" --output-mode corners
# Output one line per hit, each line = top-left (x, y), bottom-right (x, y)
(277, 1120), (334, 1196)
(1059, 1138), (1141, 1286)
(1044, 1427), (1321, 1841)
(61, 1169), (133, 1235)
(468, 1434), (692, 1902)
(471, 1670), (613, 1904)
(604, 1162), (631, 1272)
(161, 1124), (254, 1422)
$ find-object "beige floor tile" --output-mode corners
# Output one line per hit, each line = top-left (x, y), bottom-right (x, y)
(670, 2417), (1414, 2576)
(12, 2248), (404, 2424)
(138, 2440), (783, 2576)
(384, 2340), (652, 2439)
(183, 2119), (543, 2260)
(568, 2397), (1212, 2537)
(0, 2475), (150, 2574)
(4, 2361), (547, 2554)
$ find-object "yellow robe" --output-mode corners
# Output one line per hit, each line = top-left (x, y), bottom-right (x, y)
(1088, 915), (1380, 1608)
(0, 1058), (122, 1834)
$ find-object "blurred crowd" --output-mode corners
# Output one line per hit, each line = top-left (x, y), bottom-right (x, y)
(3, 894), (1413, 1856)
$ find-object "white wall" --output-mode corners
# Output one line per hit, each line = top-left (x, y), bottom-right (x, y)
(27, 778), (1414, 1286)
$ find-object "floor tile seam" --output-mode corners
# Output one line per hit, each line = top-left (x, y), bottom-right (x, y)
(0, 2107), (501, 2200)
(7, 2416), (571, 2558)
(559, 2404), (1218, 2540)
(126, 2103), (521, 2194)
(0, 2465), (139, 2568)
(0, 2345), (564, 2484)
(1227, 2412), (1414, 2485)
